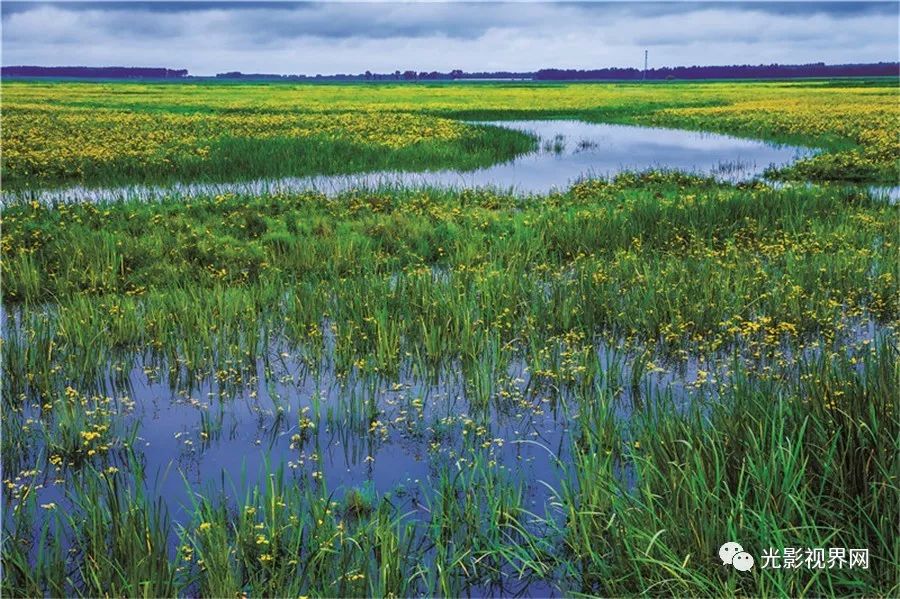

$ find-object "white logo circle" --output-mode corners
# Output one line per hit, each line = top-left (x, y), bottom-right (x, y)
(732, 551), (755, 572)
(718, 542), (744, 565)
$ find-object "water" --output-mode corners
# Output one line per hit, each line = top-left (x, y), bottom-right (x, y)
(2, 119), (895, 593)
(4, 314), (885, 521)
(2, 120), (816, 204)
(869, 185), (900, 202)
(2, 302), (891, 593)
(768, 180), (900, 204)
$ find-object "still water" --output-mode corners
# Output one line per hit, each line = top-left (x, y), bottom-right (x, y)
(3, 120), (813, 203)
(3, 310), (883, 549)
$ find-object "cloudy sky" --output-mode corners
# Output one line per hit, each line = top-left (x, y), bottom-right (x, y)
(2, 1), (897, 75)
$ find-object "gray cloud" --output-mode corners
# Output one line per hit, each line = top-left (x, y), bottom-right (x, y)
(2, 2), (897, 75)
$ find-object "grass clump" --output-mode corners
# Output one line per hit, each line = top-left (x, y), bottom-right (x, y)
(556, 337), (898, 596)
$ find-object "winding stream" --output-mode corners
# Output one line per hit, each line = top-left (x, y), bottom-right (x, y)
(3, 120), (821, 203)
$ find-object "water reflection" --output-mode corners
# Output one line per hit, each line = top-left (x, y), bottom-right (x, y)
(3, 120), (815, 203)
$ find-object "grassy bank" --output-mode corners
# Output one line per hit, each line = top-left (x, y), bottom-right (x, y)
(0, 111), (535, 191)
(4, 174), (896, 343)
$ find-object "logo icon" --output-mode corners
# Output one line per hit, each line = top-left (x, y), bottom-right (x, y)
(719, 542), (754, 571)
(732, 551), (755, 571)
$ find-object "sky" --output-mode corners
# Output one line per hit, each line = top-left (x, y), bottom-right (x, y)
(2, 1), (898, 75)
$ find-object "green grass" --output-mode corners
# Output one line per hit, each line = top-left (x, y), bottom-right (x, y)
(3, 336), (896, 596)
(1, 123), (536, 192)
(3, 79), (898, 188)
(557, 338), (899, 596)
(2, 79), (898, 596)
(3, 175), (895, 349)
(2, 177), (898, 595)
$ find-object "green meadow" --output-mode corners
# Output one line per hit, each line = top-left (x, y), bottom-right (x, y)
(1, 79), (898, 597)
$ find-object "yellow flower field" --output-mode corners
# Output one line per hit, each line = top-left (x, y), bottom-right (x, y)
(2, 79), (897, 188)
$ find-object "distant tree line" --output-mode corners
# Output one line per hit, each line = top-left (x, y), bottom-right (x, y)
(3, 62), (897, 82)
(534, 62), (899, 81)
(1, 66), (189, 79)
(209, 62), (900, 81)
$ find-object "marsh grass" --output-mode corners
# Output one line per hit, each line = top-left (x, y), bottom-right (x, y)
(2, 176), (897, 596)
(555, 337), (898, 596)
(2, 121), (535, 191)
(2, 74), (899, 597)
(3, 176), (895, 357)
(3, 338), (895, 596)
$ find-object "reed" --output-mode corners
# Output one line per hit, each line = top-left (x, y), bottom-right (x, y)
(2, 80), (897, 596)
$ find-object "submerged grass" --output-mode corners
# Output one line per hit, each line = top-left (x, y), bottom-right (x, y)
(3, 336), (896, 596)
(558, 339), (898, 596)
(2, 174), (898, 596)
